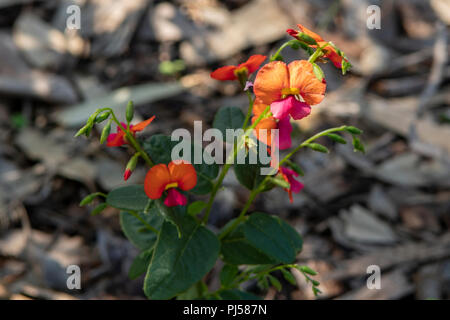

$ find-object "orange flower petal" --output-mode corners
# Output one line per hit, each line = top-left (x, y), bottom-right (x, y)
(254, 61), (289, 105)
(253, 116), (277, 147)
(131, 116), (155, 132)
(144, 164), (171, 199)
(288, 60), (326, 105)
(210, 65), (238, 81)
(252, 98), (269, 117)
(241, 55), (266, 74)
(296, 24), (323, 43)
(168, 160), (197, 191)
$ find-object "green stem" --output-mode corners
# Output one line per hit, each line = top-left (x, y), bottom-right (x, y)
(279, 125), (346, 167)
(270, 41), (293, 62)
(307, 41), (331, 64)
(202, 106), (271, 224)
(218, 187), (260, 240)
(218, 125), (348, 237)
(242, 90), (254, 129)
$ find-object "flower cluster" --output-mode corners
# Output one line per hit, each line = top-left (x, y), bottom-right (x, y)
(77, 22), (358, 300)
(208, 24), (351, 202)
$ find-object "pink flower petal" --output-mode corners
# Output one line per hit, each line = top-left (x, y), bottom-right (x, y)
(164, 188), (187, 207)
(281, 166), (298, 177)
(289, 98), (311, 120)
(277, 116), (292, 150)
(288, 178), (304, 193)
(270, 97), (293, 119)
(280, 166), (304, 193)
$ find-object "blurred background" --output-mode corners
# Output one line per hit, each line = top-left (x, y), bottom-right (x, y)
(0, 0), (449, 300)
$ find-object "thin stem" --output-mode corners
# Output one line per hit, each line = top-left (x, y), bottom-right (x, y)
(307, 41), (331, 64)
(218, 187), (260, 240)
(218, 125), (348, 237)
(202, 106), (271, 224)
(270, 41), (293, 62)
(279, 125), (346, 167)
(242, 90), (254, 129)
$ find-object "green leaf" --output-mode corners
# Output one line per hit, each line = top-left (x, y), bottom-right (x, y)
(297, 32), (317, 45)
(187, 201), (207, 216)
(91, 203), (107, 216)
(242, 213), (302, 264)
(233, 145), (275, 191)
(268, 275), (282, 291)
(128, 249), (153, 280)
(220, 264), (239, 288)
(245, 264), (273, 274)
(267, 177), (290, 189)
(212, 106), (245, 137)
(281, 268), (297, 285)
(288, 39), (301, 50)
(217, 289), (261, 300)
(120, 209), (163, 250)
(352, 137), (365, 153)
(298, 265), (318, 276)
(144, 213), (220, 300)
(142, 134), (178, 165)
(107, 185), (149, 212)
(177, 281), (208, 300)
(306, 143), (329, 153)
(312, 286), (322, 296)
(221, 222), (278, 265)
(345, 126), (363, 135)
(326, 133), (347, 144)
(220, 214), (303, 266)
(143, 135), (219, 195)
(341, 59), (352, 75)
(258, 276), (270, 289)
(312, 63), (324, 82)
(80, 192), (101, 206)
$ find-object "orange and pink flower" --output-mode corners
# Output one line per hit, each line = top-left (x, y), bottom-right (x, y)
(144, 160), (197, 207)
(210, 55), (266, 81)
(253, 60), (325, 121)
(279, 166), (304, 203)
(107, 116), (155, 147)
(287, 24), (349, 70)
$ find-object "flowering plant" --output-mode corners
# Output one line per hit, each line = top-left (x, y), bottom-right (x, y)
(76, 24), (363, 300)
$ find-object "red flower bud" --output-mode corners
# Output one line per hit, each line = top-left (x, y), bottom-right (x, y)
(124, 169), (132, 181)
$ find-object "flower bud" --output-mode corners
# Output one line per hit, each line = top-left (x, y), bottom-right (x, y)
(100, 119), (112, 144)
(124, 169), (132, 181)
(306, 143), (329, 153)
(124, 153), (140, 181)
(126, 101), (134, 124)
